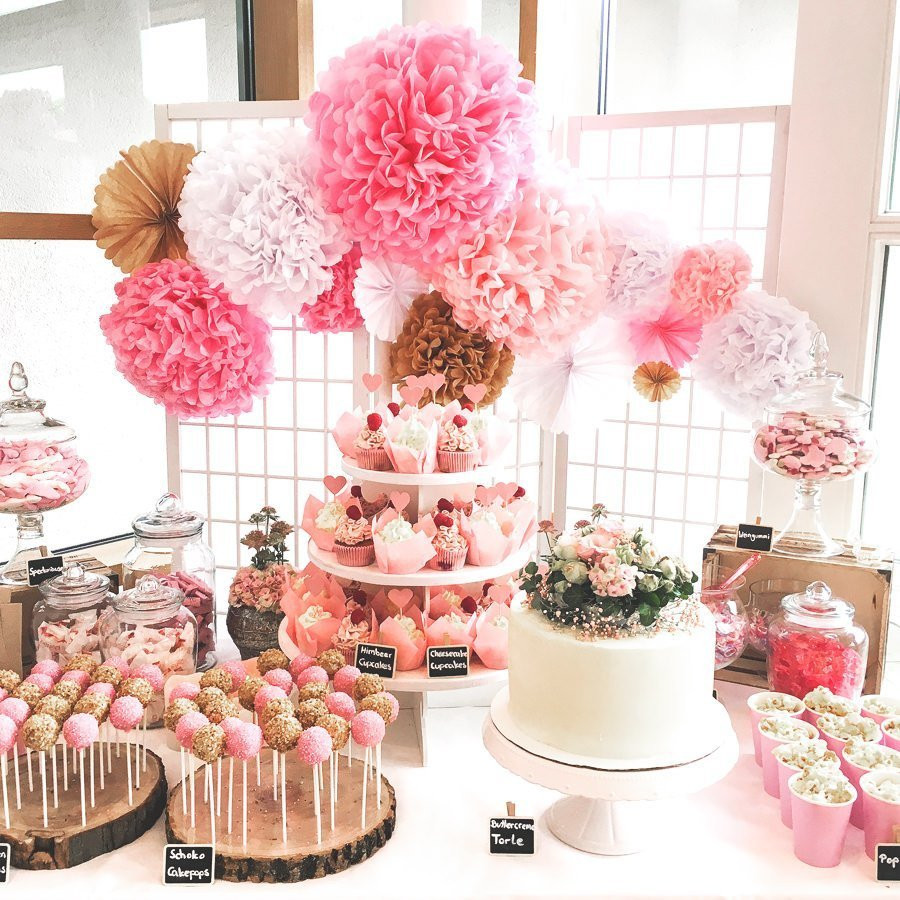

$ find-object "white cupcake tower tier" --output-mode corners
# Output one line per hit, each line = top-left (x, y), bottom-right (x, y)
(483, 688), (739, 855)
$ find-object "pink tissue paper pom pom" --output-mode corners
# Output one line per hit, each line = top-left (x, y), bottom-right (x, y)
(0, 698), (29, 726)
(220, 660), (248, 688)
(324, 691), (356, 721)
(24, 673), (53, 694)
(61, 670), (91, 691)
(332, 666), (360, 696)
(132, 664), (164, 693)
(109, 696), (145, 732)
(175, 711), (209, 749)
(99, 259), (275, 420)
(434, 174), (611, 359)
(626, 303), (703, 370)
(296, 725), (333, 765)
(295, 666), (328, 688)
(104, 657), (130, 677)
(31, 660), (63, 682)
(219, 716), (243, 738)
(63, 713), (99, 750)
(671, 240), (752, 323)
(227, 722), (263, 761)
(305, 23), (536, 266)
(351, 710), (386, 748)
(170, 681), (201, 702)
(299, 245), (364, 334)
(288, 653), (315, 678)
(254, 685), (287, 714)
(263, 669), (293, 693)
(85, 683), (116, 700)
(0, 715), (17, 754)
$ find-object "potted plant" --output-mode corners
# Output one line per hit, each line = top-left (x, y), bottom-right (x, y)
(226, 506), (295, 659)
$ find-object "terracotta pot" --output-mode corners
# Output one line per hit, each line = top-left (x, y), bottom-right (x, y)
(226, 605), (284, 660)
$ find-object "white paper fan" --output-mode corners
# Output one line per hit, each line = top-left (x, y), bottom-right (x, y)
(353, 256), (429, 341)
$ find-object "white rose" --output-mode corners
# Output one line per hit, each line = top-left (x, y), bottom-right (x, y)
(555, 535), (578, 560)
(638, 574), (660, 592)
(639, 544), (659, 567)
(659, 558), (677, 579)
(561, 560), (589, 584)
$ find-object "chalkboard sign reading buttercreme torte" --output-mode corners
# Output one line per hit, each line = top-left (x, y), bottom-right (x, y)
(489, 817), (535, 855)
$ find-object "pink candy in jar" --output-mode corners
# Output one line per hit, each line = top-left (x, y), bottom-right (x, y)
(0, 440), (89, 514)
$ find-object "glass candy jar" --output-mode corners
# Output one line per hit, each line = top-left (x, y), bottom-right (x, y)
(700, 566), (750, 669)
(33, 563), (111, 667)
(751, 333), (876, 557)
(124, 493), (216, 669)
(0, 362), (90, 583)
(766, 581), (868, 700)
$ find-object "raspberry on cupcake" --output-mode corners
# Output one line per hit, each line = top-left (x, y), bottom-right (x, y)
(428, 511), (469, 571)
(437, 414), (478, 472)
(355, 412), (390, 471)
(333, 505), (375, 567)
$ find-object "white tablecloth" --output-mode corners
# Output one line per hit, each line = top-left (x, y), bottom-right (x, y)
(11, 681), (889, 898)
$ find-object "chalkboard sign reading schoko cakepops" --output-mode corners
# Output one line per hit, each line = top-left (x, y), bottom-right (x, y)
(163, 844), (214, 885)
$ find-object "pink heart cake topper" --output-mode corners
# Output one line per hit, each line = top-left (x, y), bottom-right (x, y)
(361, 372), (383, 393)
(422, 373), (445, 392)
(323, 475), (347, 495)
(388, 491), (410, 512)
(387, 588), (414, 610)
(487, 583), (513, 605)
(398, 384), (425, 406)
(494, 482), (518, 503)
(463, 383), (487, 404)
(474, 485), (497, 507)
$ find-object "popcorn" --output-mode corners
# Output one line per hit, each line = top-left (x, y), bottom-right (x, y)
(816, 712), (880, 743)
(862, 695), (900, 717)
(759, 716), (813, 741)
(773, 738), (839, 770)
(863, 776), (900, 803)
(790, 767), (854, 804)
(803, 686), (858, 717)
(750, 692), (803, 714)
(843, 738), (900, 770)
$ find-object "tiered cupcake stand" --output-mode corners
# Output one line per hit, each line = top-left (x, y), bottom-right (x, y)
(483, 688), (738, 855)
(283, 459), (529, 766)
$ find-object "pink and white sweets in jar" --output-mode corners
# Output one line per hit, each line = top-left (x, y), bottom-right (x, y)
(0, 362), (89, 583)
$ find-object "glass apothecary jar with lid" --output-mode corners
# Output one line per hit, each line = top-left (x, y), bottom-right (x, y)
(123, 493), (216, 669)
(751, 332), (876, 557)
(766, 580), (868, 700)
(33, 563), (111, 668)
(0, 362), (90, 583)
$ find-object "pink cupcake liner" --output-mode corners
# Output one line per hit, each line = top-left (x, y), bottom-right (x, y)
(356, 447), (391, 471)
(429, 547), (468, 571)
(335, 542), (375, 567)
(337, 645), (357, 666)
(436, 449), (478, 473)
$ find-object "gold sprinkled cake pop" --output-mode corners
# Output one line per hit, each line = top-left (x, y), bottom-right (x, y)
(318, 713), (349, 751)
(52, 680), (82, 703)
(13, 682), (44, 709)
(296, 698), (328, 729)
(199, 668), (233, 693)
(63, 654), (98, 674)
(353, 673), (384, 703)
(238, 676), (265, 711)
(263, 714), (301, 752)
(260, 697), (294, 727)
(35, 694), (72, 723)
(257, 648), (290, 675)
(0, 670), (21, 692)
(296, 681), (328, 702)
(206, 696), (241, 725)
(164, 698), (199, 731)
(317, 649), (344, 677)
(359, 694), (393, 725)
(119, 677), (153, 706)
(74, 694), (111, 722)
(195, 686), (226, 714)
(91, 665), (123, 687)
(192, 723), (226, 763)
(23, 713), (59, 751)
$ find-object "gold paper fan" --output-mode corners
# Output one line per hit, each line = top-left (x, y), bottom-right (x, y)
(633, 361), (681, 403)
(92, 140), (196, 273)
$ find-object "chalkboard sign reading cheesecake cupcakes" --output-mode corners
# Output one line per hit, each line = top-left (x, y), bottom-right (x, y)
(427, 645), (469, 678)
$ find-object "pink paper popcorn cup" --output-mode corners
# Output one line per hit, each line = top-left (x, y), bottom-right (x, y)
(818, 730), (849, 758)
(881, 718), (900, 751)
(777, 759), (801, 828)
(747, 691), (804, 766)
(842, 750), (874, 829)
(861, 771), (900, 860)
(759, 718), (818, 797)
(861, 696), (900, 728)
(789, 773), (855, 867)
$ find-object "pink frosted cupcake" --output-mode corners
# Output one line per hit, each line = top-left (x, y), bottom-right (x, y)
(428, 513), (469, 571)
(436, 414), (478, 473)
(333, 507), (375, 567)
(331, 608), (372, 665)
(355, 413), (390, 471)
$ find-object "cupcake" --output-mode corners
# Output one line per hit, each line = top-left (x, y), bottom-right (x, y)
(349, 485), (389, 519)
(429, 513), (469, 571)
(313, 498), (346, 538)
(394, 417), (430, 452)
(331, 607), (372, 665)
(333, 507), (375, 567)
(431, 496), (470, 522)
(437, 414), (479, 473)
(355, 412), (390, 470)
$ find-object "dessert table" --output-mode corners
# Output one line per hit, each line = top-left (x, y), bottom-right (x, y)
(10, 678), (890, 897)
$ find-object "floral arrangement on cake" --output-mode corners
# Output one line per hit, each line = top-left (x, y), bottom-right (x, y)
(520, 504), (697, 629)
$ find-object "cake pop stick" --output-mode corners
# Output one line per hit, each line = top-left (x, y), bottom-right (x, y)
(226, 721), (261, 850)
(62, 739), (67, 792)
(90, 743), (95, 808)
(180, 748), (187, 816)
(23, 714), (58, 827)
(125, 742), (132, 808)
(175, 711), (209, 828)
(273, 748), (278, 801)
(0, 715), (15, 829)
(361, 749), (368, 830)
(0, 754), (7, 829)
(218, 717), (242, 834)
(280, 754), (287, 844)
(132, 665), (162, 774)
(297, 727), (333, 846)
(217, 758), (222, 817)
(12, 752), (20, 810)
(376, 743), (382, 808)
(62, 714), (98, 827)
(192, 724), (225, 844)
(206, 763), (215, 845)
(228, 758), (234, 835)
(109, 697), (144, 808)
(26, 749), (33, 792)
(51, 743), (58, 808)
(351, 711), (385, 830)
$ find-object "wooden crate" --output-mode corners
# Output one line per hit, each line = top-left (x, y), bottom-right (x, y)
(703, 526), (894, 695)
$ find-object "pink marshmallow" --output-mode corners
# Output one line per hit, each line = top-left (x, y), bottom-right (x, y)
(333, 665), (361, 695)
(227, 722), (262, 761)
(63, 713), (99, 750)
(85, 683), (116, 700)
(324, 691), (356, 721)
(109, 696), (144, 732)
(0, 698), (29, 727)
(351, 710), (385, 748)
(295, 666), (328, 688)
(254, 685), (287, 714)
(175, 711), (210, 750)
(31, 660), (63, 682)
(288, 653), (315, 678)
(170, 681), (201, 702)
(296, 725), (333, 765)
(263, 668), (293, 693)
(0, 714), (17, 754)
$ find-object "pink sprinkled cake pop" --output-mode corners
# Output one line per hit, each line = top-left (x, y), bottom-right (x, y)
(24, 673), (53, 694)
(333, 665), (361, 696)
(63, 713), (99, 750)
(85, 682), (116, 700)
(0, 715), (17, 754)
(220, 660), (248, 688)
(0, 697), (29, 727)
(263, 668), (292, 693)
(219, 716), (243, 739)
(109, 696), (144, 732)
(61, 670), (91, 691)
(324, 691), (356, 721)
(253, 684), (287, 714)
(351, 710), (385, 747)
(295, 666), (328, 688)
(175, 711), (209, 749)
(32, 660), (63, 682)
(226, 722), (263, 760)
(170, 681), (201, 702)
(296, 726), (333, 765)
(374, 691), (399, 724)
(288, 653), (315, 678)
(104, 656), (130, 677)
(132, 664), (164, 693)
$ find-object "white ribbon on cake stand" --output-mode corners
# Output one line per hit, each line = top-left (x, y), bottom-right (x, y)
(483, 687), (739, 855)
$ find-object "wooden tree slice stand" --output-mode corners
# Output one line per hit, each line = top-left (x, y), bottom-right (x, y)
(166, 750), (396, 882)
(1, 745), (167, 869)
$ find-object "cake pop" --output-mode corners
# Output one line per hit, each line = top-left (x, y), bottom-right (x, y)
(238, 676), (265, 712)
(257, 648), (290, 675)
(0, 670), (21, 693)
(22, 713), (58, 751)
(192, 723), (226, 763)
(318, 713), (349, 751)
(359, 694), (394, 725)
(109, 696), (144, 732)
(288, 653), (315, 678)
(60, 670), (91, 692)
(132, 664), (164, 693)
(63, 713), (98, 827)
(317, 650), (344, 678)
(85, 682), (116, 700)
(201, 693), (238, 725)
(0, 714), (16, 827)
(227, 722), (263, 848)
(220, 659), (248, 689)
(31, 660), (62, 682)
(263, 668), (293, 693)
(254, 684), (288, 715)
(333, 665), (361, 696)
(164, 698), (199, 731)
(200, 668), (234, 693)
(13, 681), (45, 708)
(297, 682), (328, 702)
(52, 680), (82, 703)
(295, 665), (328, 687)
(263, 715), (301, 753)
(324, 691), (356, 721)
(24, 673), (53, 694)
(219, 716), (243, 738)
(74, 694), (111, 722)
(170, 681), (201, 702)
(63, 654), (98, 674)
(35, 694), (70, 724)
(296, 699), (328, 729)
(119, 677), (153, 706)
(103, 656), (130, 677)
(353, 673), (384, 703)
(175, 710), (209, 828)
(297, 726), (333, 843)
(260, 697), (295, 728)
(90, 665), (123, 687)
(352, 710), (386, 822)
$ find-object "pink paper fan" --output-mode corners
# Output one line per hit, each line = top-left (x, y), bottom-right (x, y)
(626, 303), (703, 370)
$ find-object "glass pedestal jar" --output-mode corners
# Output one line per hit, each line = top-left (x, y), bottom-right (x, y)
(766, 580), (868, 700)
(700, 566), (750, 669)
(124, 493), (216, 670)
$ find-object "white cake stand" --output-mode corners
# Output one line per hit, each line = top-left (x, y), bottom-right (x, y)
(483, 687), (738, 855)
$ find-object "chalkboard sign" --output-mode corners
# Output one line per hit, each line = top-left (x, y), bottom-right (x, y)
(163, 844), (214, 885)
(27, 555), (64, 586)
(735, 523), (773, 552)
(0, 843), (9, 883)
(354, 643), (397, 678)
(427, 645), (469, 678)
(489, 817), (535, 855)
(876, 845), (900, 881)
(107, 571), (120, 595)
